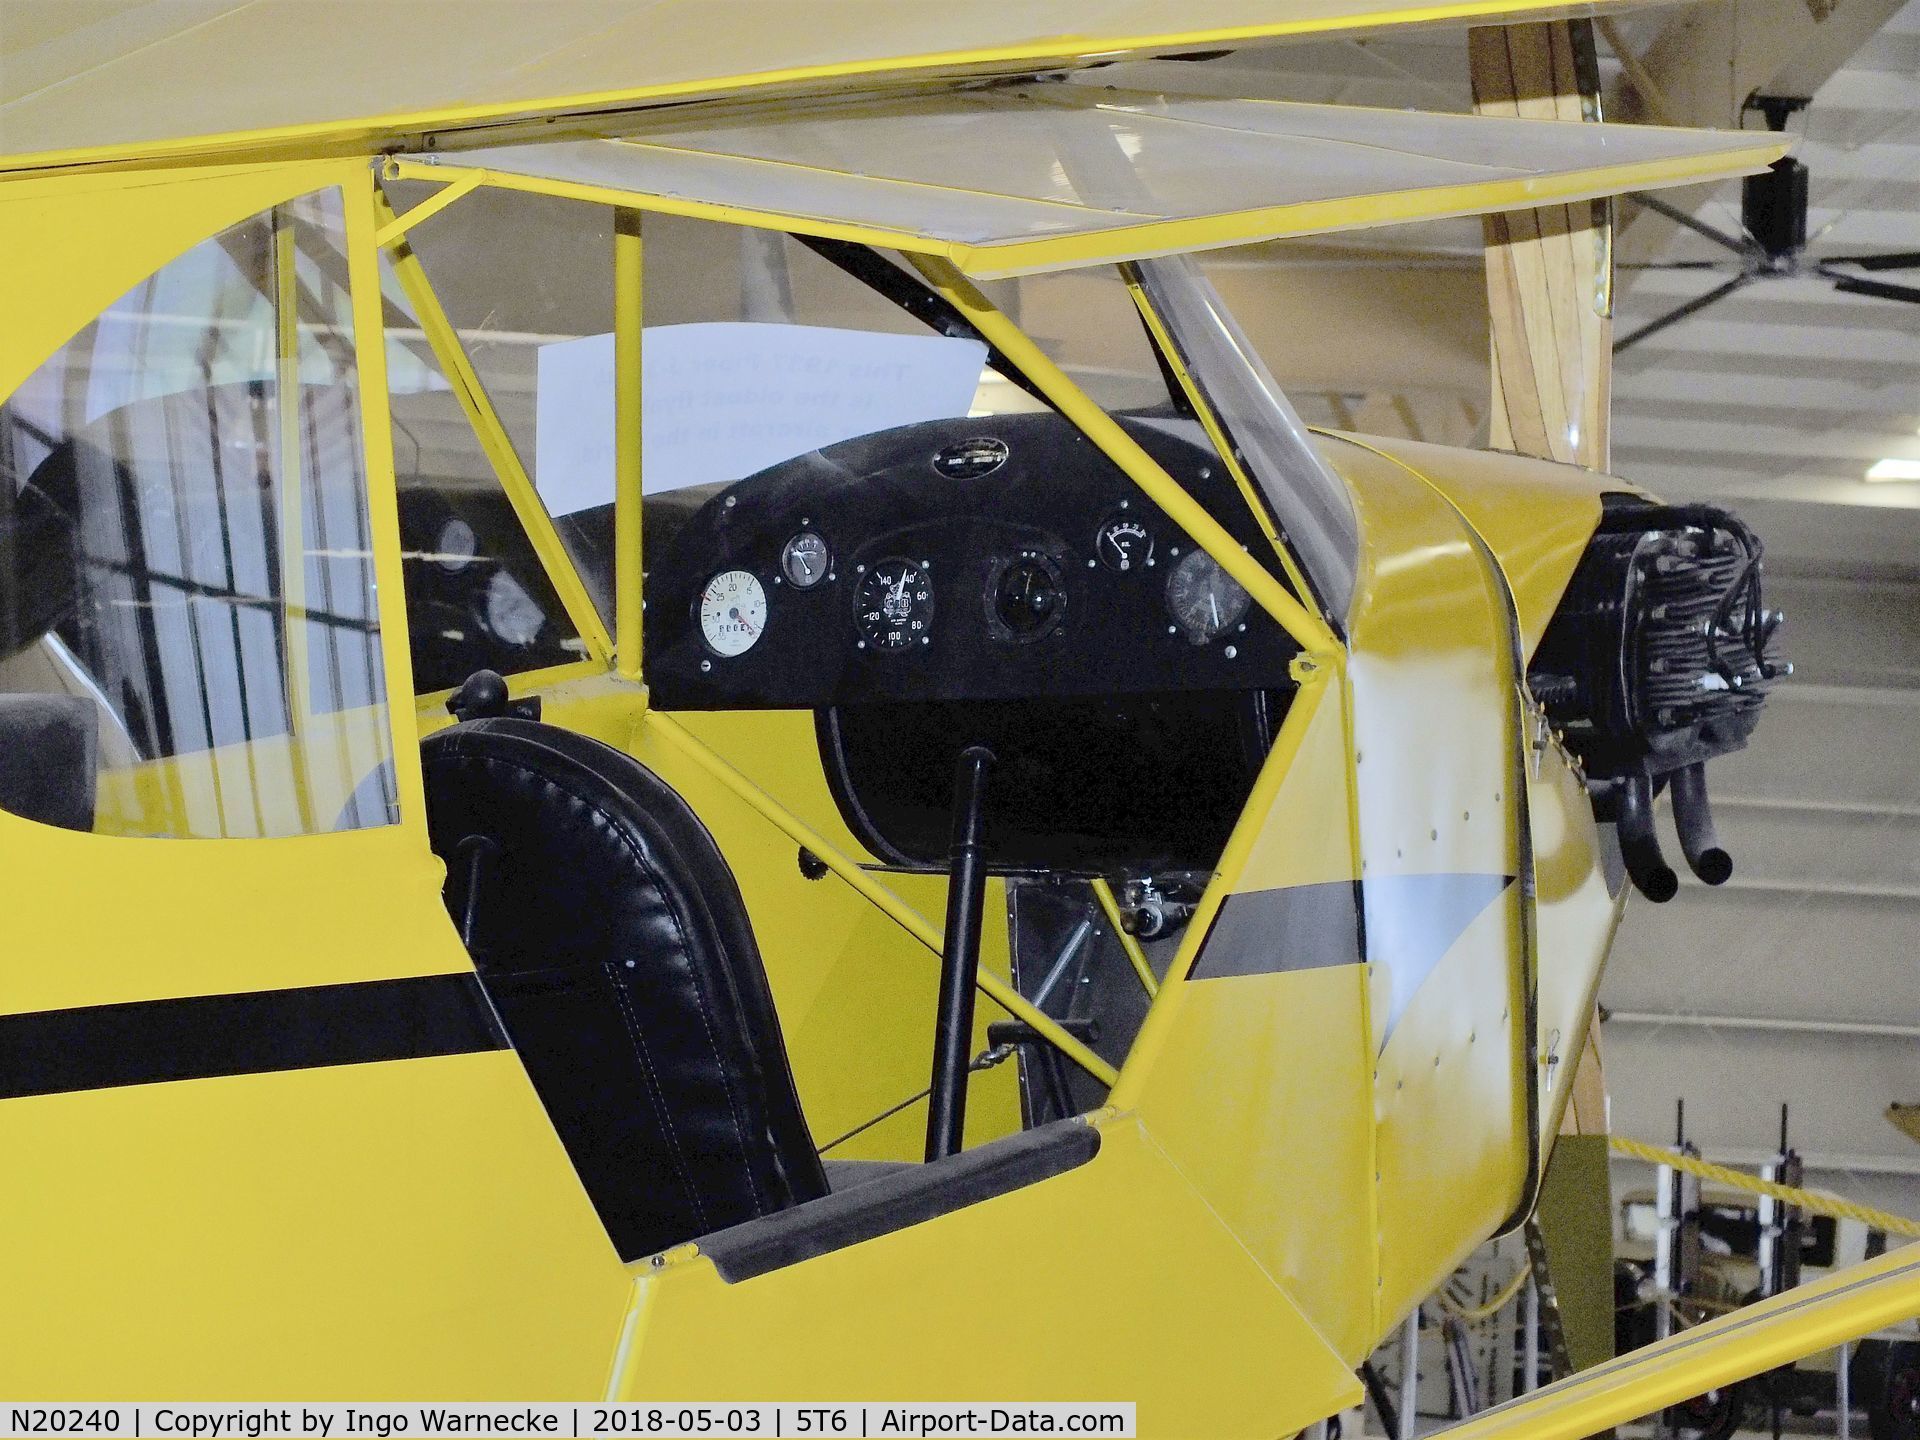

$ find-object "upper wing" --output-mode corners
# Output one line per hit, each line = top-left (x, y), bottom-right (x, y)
(390, 83), (1784, 277)
(5, 0), (1674, 171)
(1434, 1244), (1920, 1440)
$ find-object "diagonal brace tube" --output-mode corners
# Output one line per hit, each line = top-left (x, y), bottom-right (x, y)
(905, 254), (1339, 661)
(645, 710), (1119, 1088)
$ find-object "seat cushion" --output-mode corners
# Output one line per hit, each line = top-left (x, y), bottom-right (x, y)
(423, 717), (826, 1260)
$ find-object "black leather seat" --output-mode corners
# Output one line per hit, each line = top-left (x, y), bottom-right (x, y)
(421, 717), (828, 1260)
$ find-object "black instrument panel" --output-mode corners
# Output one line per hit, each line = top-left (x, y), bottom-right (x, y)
(645, 413), (1301, 710)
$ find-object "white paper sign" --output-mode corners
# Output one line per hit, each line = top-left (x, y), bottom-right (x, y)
(533, 322), (987, 516)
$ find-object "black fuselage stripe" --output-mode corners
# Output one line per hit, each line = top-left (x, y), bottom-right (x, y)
(0, 972), (508, 1100)
(1188, 879), (1365, 980)
(1188, 873), (1518, 982)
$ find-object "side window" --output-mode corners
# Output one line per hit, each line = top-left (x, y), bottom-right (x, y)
(376, 182), (597, 692)
(380, 280), (587, 694)
(0, 189), (398, 839)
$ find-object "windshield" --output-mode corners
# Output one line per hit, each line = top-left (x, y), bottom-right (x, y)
(1132, 255), (1359, 622)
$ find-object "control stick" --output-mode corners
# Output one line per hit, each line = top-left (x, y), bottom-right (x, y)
(926, 744), (995, 1161)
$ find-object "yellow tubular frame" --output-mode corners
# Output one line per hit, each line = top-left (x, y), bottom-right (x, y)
(273, 209), (318, 835)
(373, 168), (486, 248)
(384, 157), (942, 261)
(1090, 877), (1157, 1000)
(645, 710), (1119, 1087)
(359, 170), (1347, 1093)
(343, 168), (431, 827)
(368, 183), (613, 665)
(905, 254), (1340, 661)
(614, 209), (644, 680)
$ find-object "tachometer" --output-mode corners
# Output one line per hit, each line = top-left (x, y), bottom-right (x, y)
(855, 558), (933, 651)
(698, 569), (767, 658)
(1165, 548), (1249, 645)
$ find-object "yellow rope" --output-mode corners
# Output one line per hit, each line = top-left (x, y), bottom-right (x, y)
(1610, 1134), (1920, 1240)
(1436, 1262), (1533, 1323)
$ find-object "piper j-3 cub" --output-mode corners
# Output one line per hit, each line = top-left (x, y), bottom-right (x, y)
(0, 3), (1908, 1434)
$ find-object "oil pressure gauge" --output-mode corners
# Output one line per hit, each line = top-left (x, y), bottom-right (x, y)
(780, 530), (830, 590)
(698, 569), (767, 657)
(1096, 514), (1153, 572)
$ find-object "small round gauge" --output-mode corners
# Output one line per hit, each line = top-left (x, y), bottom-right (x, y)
(1096, 514), (1153, 573)
(854, 557), (934, 651)
(1165, 548), (1250, 645)
(781, 531), (830, 590)
(434, 516), (478, 573)
(485, 570), (545, 647)
(987, 550), (1065, 643)
(698, 569), (768, 658)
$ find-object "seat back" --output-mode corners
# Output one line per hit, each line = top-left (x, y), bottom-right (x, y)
(422, 717), (826, 1260)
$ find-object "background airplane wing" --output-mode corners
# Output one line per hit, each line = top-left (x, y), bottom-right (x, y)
(1433, 1244), (1920, 1440)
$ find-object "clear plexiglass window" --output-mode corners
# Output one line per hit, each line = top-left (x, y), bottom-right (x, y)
(595, 217), (1184, 619)
(0, 188), (398, 839)
(378, 180), (608, 657)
